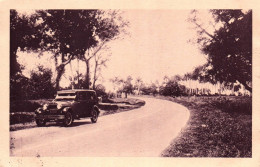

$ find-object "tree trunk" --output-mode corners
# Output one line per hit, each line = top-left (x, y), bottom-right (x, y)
(85, 60), (90, 89)
(55, 64), (65, 90)
(10, 47), (19, 77)
(93, 60), (98, 90)
(239, 80), (252, 93)
(77, 59), (80, 89)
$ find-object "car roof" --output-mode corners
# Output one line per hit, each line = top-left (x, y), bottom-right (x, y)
(57, 89), (95, 94)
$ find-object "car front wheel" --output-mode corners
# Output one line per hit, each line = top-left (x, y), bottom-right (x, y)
(91, 109), (98, 123)
(63, 112), (74, 126)
(36, 119), (46, 127)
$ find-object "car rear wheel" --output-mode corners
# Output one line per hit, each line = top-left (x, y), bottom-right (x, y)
(91, 109), (98, 123)
(36, 119), (46, 127)
(63, 112), (74, 126)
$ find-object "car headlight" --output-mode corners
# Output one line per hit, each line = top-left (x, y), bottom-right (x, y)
(57, 103), (62, 109)
(43, 104), (48, 110)
(35, 108), (42, 114)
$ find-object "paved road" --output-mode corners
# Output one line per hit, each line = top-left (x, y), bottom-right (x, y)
(10, 97), (190, 157)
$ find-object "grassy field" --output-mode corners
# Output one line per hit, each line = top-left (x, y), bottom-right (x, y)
(159, 95), (252, 157)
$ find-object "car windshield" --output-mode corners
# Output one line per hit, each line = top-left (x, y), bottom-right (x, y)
(55, 93), (76, 101)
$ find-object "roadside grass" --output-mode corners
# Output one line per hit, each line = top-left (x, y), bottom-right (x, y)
(10, 98), (145, 131)
(99, 98), (145, 116)
(159, 95), (252, 157)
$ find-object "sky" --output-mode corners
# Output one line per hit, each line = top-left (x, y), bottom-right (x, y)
(17, 10), (209, 91)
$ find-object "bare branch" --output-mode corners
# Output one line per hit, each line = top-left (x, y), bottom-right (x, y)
(193, 22), (218, 41)
(61, 55), (74, 66)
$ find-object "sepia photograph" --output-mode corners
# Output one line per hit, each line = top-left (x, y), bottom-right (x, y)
(8, 9), (253, 158)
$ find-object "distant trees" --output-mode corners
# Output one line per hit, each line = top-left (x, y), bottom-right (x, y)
(159, 79), (186, 97)
(140, 83), (158, 96)
(122, 76), (134, 98)
(110, 77), (123, 97)
(189, 10), (252, 92)
(95, 84), (107, 97)
(110, 76), (134, 98)
(134, 77), (144, 95)
(109, 72), (251, 98)
(109, 76), (187, 97)
(182, 64), (251, 96)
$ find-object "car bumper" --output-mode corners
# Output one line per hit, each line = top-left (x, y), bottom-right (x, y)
(35, 115), (65, 120)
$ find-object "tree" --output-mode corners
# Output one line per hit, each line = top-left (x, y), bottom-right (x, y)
(122, 76), (133, 98)
(65, 72), (86, 90)
(12, 10), (128, 90)
(79, 10), (129, 89)
(92, 47), (111, 89)
(134, 77), (143, 95)
(37, 10), (100, 90)
(10, 10), (45, 100)
(10, 65), (56, 100)
(140, 83), (158, 96)
(27, 66), (56, 99)
(95, 84), (107, 97)
(110, 76), (124, 96)
(159, 79), (186, 97)
(110, 76), (133, 98)
(189, 64), (213, 83)
(189, 10), (252, 92)
(172, 75), (182, 82)
(10, 10), (43, 77)
(10, 73), (29, 101)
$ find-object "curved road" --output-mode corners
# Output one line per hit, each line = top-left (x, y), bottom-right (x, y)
(10, 97), (190, 157)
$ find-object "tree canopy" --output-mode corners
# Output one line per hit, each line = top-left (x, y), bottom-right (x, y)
(190, 10), (252, 92)
(36, 10), (101, 89)
(11, 9), (128, 91)
(10, 10), (43, 77)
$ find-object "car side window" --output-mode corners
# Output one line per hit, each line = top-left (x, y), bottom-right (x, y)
(78, 92), (87, 101)
(84, 93), (91, 101)
(90, 93), (94, 100)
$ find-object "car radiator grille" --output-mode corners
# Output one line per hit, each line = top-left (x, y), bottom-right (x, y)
(49, 109), (58, 113)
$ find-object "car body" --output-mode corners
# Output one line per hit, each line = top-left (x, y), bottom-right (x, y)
(35, 89), (100, 126)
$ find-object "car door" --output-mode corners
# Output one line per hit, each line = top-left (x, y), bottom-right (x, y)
(76, 92), (88, 117)
(84, 92), (94, 116)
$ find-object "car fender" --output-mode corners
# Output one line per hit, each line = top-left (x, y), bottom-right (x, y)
(63, 107), (72, 113)
(35, 107), (43, 114)
(93, 105), (100, 115)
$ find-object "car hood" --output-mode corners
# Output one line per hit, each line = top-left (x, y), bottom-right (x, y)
(46, 101), (74, 109)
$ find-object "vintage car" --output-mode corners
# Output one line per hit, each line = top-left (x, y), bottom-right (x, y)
(35, 89), (100, 127)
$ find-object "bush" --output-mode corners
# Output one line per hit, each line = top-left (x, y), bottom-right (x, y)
(159, 80), (187, 97)
(10, 113), (35, 125)
(10, 100), (41, 113)
(98, 103), (119, 110)
(211, 96), (252, 115)
(10, 66), (56, 101)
